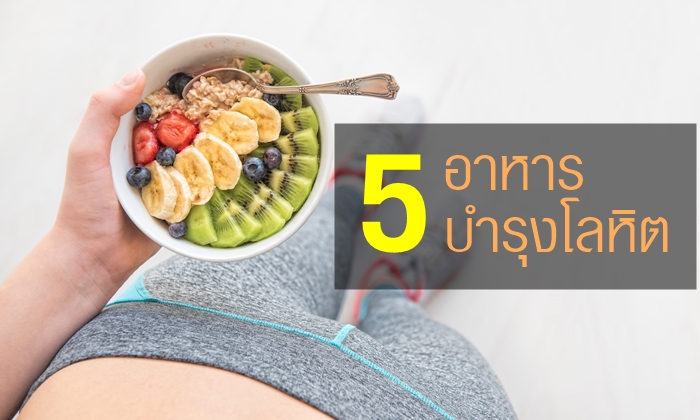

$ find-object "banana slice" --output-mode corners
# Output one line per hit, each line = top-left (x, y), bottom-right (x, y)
(194, 132), (242, 190)
(142, 161), (177, 220)
(201, 111), (259, 155)
(231, 97), (281, 143)
(173, 146), (215, 205)
(164, 167), (192, 223)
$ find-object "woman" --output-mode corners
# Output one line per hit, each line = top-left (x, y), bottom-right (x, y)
(0, 69), (516, 419)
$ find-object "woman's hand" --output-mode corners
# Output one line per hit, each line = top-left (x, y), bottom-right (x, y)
(54, 68), (160, 304)
(0, 69), (159, 419)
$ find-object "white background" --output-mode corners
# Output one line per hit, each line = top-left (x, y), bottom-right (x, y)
(1, 1), (699, 419)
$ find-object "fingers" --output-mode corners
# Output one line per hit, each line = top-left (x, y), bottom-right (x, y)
(72, 69), (146, 159)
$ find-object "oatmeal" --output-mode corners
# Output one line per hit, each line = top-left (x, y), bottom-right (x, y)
(251, 70), (274, 85)
(142, 59), (274, 123)
(143, 88), (181, 122)
(180, 76), (264, 122)
(229, 57), (245, 69)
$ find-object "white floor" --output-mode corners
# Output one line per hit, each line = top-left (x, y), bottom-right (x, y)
(1, 1), (699, 419)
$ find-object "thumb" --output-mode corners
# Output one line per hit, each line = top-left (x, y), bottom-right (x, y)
(72, 69), (146, 158)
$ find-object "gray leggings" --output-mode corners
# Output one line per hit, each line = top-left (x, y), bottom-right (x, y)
(26, 187), (516, 419)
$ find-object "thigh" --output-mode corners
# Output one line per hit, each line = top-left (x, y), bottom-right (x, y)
(357, 292), (518, 420)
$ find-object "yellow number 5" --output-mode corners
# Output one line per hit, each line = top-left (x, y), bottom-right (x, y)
(362, 154), (426, 253)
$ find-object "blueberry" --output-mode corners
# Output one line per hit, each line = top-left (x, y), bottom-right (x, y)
(243, 157), (266, 182)
(263, 147), (282, 169)
(156, 147), (177, 166)
(174, 74), (193, 97)
(168, 222), (187, 239)
(166, 72), (192, 97)
(126, 166), (151, 188)
(262, 93), (282, 107)
(135, 102), (152, 121)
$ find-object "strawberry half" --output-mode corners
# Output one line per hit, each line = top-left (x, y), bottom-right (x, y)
(156, 111), (198, 152)
(133, 121), (159, 165)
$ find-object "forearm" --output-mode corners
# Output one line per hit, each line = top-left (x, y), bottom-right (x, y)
(0, 228), (118, 418)
(0, 69), (155, 418)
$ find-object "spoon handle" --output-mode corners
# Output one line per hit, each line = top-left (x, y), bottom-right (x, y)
(259, 73), (400, 99)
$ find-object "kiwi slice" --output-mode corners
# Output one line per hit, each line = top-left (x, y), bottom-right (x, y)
(233, 177), (293, 221)
(242, 57), (288, 83)
(231, 176), (259, 206)
(273, 129), (318, 156)
(258, 182), (294, 221)
(183, 205), (217, 245)
(281, 107), (319, 135)
(279, 154), (318, 181)
(275, 76), (303, 111)
(220, 189), (263, 242)
(266, 170), (313, 212)
(207, 189), (246, 248)
(247, 194), (286, 241)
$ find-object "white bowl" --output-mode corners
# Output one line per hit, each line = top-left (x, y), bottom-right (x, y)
(110, 34), (332, 262)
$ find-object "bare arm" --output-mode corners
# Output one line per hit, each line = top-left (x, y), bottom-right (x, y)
(0, 69), (160, 419)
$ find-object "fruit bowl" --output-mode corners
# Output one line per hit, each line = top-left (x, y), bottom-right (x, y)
(110, 34), (332, 262)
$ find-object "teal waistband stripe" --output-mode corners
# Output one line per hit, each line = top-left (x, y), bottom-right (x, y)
(332, 324), (355, 344)
(107, 277), (454, 420)
(107, 274), (152, 306)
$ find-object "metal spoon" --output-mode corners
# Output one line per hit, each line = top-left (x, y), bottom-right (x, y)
(182, 68), (400, 101)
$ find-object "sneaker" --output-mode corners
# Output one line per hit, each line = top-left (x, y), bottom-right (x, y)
(351, 195), (471, 323)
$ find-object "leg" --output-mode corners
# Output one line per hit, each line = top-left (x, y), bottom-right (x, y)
(358, 291), (518, 419)
(141, 185), (363, 322)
